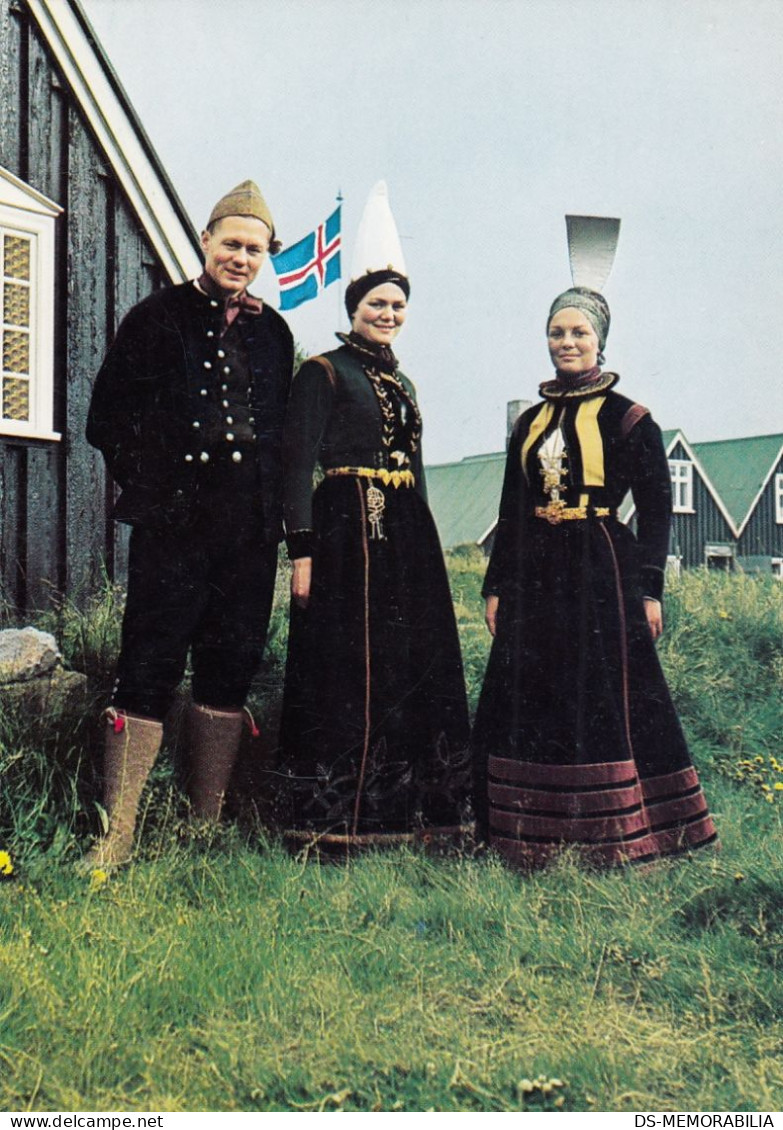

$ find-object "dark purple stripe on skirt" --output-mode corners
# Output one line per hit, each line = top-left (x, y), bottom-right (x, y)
(489, 756), (639, 788)
(650, 814), (718, 854)
(488, 780), (643, 815)
(490, 805), (651, 842)
(646, 789), (710, 827)
(640, 765), (700, 799)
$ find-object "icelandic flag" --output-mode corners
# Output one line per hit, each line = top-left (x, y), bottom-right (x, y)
(271, 206), (341, 310)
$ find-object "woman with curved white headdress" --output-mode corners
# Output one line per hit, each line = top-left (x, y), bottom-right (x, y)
(472, 217), (717, 869)
(279, 183), (471, 848)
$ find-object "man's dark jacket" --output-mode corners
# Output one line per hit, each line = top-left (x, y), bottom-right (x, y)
(86, 282), (294, 539)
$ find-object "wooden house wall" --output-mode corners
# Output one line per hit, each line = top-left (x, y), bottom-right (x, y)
(738, 452), (783, 560)
(0, 1), (165, 617)
(666, 440), (735, 567)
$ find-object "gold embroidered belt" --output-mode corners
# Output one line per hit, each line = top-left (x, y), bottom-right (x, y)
(325, 466), (415, 488)
(535, 502), (613, 525)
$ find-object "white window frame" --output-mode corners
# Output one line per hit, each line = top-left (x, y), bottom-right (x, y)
(0, 168), (62, 441)
(775, 473), (783, 525)
(669, 459), (694, 513)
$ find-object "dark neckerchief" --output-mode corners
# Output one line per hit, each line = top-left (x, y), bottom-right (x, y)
(539, 368), (619, 401)
(336, 330), (398, 375)
(195, 273), (263, 334)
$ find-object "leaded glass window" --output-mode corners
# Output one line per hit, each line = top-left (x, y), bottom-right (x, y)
(2, 230), (33, 424)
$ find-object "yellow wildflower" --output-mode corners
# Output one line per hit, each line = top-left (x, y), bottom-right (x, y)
(774, 783), (783, 791)
(717, 610), (730, 620)
(0, 850), (13, 877)
(89, 868), (109, 890)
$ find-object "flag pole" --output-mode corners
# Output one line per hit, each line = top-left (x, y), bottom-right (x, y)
(336, 187), (344, 332)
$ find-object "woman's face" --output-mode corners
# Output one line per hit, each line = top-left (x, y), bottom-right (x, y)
(351, 283), (408, 346)
(547, 307), (600, 373)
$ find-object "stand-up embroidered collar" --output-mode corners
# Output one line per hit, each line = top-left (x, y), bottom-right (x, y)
(539, 370), (619, 401)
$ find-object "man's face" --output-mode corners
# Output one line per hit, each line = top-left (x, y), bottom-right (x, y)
(200, 216), (271, 295)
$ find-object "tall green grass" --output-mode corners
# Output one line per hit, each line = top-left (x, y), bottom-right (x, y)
(0, 782), (780, 1112)
(0, 563), (781, 1111)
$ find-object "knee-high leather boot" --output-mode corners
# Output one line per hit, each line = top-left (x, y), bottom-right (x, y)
(80, 709), (163, 869)
(186, 702), (244, 820)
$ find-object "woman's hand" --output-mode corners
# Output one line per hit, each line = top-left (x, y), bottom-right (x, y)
(291, 557), (312, 609)
(644, 597), (663, 641)
(485, 594), (499, 637)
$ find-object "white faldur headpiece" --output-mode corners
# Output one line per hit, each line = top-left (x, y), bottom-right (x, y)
(565, 215), (621, 292)
(350, 180), (407, 281)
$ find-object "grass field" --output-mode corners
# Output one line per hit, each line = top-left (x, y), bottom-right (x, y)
(0, 563), (781, 1113)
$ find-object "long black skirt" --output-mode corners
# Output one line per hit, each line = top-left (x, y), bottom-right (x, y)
(472, 515), (717, 867)
(279, 476), (471, 846)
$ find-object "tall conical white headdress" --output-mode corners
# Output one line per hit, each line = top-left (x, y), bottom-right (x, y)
(350, 181), (407, 281)
(566, 215), (620, 292)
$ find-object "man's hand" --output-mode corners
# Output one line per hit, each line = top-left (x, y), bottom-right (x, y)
(291, 557), (312, 608)
(644, 597), (663, 641)
(485, 594), (499, 637)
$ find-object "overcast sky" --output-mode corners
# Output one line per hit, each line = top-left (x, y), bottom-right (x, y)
(82, 0), (783, 464)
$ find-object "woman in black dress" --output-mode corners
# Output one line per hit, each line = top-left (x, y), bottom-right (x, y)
(472, 286), (717, 867)
(279, 258), (471, 847)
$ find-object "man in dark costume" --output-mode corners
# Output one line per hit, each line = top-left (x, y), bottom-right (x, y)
(83, 181), (294, 867)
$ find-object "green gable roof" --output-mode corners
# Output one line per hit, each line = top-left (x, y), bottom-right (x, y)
(692, 434), (783, 530)
(426, 452), (506, 548)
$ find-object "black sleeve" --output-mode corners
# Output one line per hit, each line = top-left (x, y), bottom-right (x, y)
(626, 413), (672, 602)
(282, 358), (335, 558)
(482, 426), (523, 599)
(86, 302), (156, 489)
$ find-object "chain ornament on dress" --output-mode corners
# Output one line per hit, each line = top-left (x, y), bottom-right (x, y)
(363, 367), (422, 463)
(366, 483), (386, 540)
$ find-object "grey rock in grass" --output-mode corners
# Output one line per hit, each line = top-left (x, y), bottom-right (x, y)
(1, 667), (89, 716)
(0, 627), (61, 684)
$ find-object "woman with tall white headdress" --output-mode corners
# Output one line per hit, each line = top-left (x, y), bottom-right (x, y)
(279, 182), (471, 848)
(472, 217), (717, 869)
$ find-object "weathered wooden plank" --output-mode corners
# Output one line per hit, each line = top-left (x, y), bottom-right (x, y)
(0, 441), (25, 616)
(64, 107), (111, 604)
(25, 22), (64, 204)
(108, 200), (152, 585)
(24, 443), (60, 611)
(114, 196), (146, 320)
(0, 1), (23, 173)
